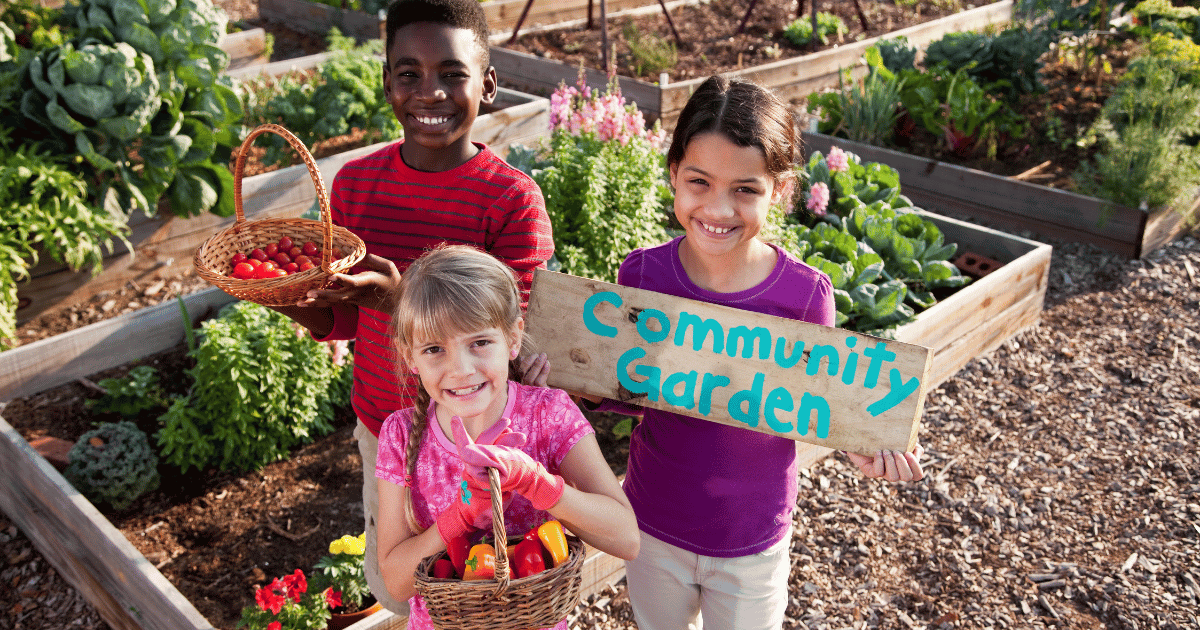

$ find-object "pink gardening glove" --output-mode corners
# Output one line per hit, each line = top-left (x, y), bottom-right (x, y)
(451, 416), (565, 511)
(435, 417), (525, 545)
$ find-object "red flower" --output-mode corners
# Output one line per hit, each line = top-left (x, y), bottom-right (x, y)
(281, 569), (307, 603)
(324, 588), (343, 610)
(267, 622), (282, 630)
(255, 580), (286, 615)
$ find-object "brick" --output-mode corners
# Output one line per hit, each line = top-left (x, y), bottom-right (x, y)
(29, 436), (74, 472)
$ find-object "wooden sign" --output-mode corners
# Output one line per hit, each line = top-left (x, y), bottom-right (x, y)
(525, 270), (933, 454)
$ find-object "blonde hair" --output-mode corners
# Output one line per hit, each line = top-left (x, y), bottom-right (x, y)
(390, 244), (525, 534)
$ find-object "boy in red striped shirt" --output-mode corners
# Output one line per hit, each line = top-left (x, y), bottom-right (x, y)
(272, 0), (554, 617)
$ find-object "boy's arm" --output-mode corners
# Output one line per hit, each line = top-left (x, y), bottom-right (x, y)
(267, 305), (337, 339)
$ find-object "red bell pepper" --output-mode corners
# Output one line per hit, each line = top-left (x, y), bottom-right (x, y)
(433, 558), (456, 579)
(446, 535), (471, 578)
(512, 538), (547, 578)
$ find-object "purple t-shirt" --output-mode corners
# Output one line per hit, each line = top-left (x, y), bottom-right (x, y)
(376, 382), (591, 630)
(614, 237), (835, 558)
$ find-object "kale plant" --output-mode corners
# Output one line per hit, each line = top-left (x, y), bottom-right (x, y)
(64, 421), (160, 511)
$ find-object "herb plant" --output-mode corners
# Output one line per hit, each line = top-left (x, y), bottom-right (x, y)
(622, 22), (677, 78)
(87, 365), (170, 418)
(783, 13), (848, 47)
(157, 302), (353, 473)
(806, 46), (906, 145)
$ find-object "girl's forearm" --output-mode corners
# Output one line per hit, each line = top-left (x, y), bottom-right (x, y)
(547, 486), (640, 561)
(378, 527), (446, 603)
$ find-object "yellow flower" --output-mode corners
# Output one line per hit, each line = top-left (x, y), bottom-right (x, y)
(329, 534), (365, 556)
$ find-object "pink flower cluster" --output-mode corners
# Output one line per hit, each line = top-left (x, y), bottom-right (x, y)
(806, 182), (830, 216)
(826, 146), (850, 173)
(549, 80), (666, 147)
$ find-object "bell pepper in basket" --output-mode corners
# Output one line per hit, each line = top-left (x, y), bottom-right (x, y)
(463, 542), (497, 580)
(446, 534), (471, 578)
(512, 538), (547, 578)
(537, 520), (569, 567)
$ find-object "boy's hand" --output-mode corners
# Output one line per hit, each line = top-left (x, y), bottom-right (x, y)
(295, 254), (401, 312)
(844, 443), (925, 482)
(518, 352), (550, 388)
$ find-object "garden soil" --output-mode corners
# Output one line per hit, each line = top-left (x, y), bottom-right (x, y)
(4, 1), (1200, 629)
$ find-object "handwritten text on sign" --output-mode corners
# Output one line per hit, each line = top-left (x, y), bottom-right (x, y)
(525, 271), (933, 454)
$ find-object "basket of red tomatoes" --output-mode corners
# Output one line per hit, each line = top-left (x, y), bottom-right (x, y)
(414, 468), (585, 630)
(193, 124), (366, 307)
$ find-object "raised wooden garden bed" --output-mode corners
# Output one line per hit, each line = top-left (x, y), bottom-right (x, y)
(0, 209), (1048, 630)
(218, 27), (270, 71)
(257, 0), (672, 41)
(14, 87), (549, 325)
(802, 132), (1198, 258)
(491, 0), (1014, 127)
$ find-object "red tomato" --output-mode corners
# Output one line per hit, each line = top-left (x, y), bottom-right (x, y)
(287, 246), (303, 258)
(302, 241), (319, 257)
(284, 262), (299, 274)
(269, 269), (288, 278)
(293, 255), (312, 266)
(273, 252), (292, 266)
(264, 243), (279, 257)
(247, 258), (264, 270)
(230, 252), (247, 265)
(278, 236), (294, 251)
(231, 262), (255, 279)
(250, 248), (268, 262)
(298, 261), (316, 272)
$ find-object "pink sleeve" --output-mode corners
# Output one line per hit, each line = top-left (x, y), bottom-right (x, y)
(543, 390), (594, 473)
(312, 303), (359, 342)
(376, 410), (412, 486)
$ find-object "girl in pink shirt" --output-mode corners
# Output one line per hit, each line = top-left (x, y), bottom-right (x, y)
(374, 245), (638, 630)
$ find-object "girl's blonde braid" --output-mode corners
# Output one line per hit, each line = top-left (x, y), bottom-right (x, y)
(403, 383), (432, 536)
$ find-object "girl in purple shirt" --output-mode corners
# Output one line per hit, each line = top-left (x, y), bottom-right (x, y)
(606, 76), (926, 630)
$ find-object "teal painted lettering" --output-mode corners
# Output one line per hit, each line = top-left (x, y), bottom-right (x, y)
(861, 341), (897, 389)
(662, 370), (698, 410)
(583, 292), (621, 338)
(698, 372), (731, 416)
(773, 337), (805, 369)
(806, 344), (840, 377)
(728, 372), (765, 428)
(764, 387), (794, 433)
(637, 308), (671, 343)
(796, 393), (831, 439)
(616, 347), (661, 401)
(842, 336), (859, 385)
(866, 369), (921, 416)
(727, 325), (772, 359)
(674, 312), (725, 354)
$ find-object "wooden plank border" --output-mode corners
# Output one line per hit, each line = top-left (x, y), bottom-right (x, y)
(218, 28), (269, 70)
(0, 212), (1047, 630)
(14, 88), (549, 325)
(491, 1), (1014, 126)
(801, 132), (1198, 258)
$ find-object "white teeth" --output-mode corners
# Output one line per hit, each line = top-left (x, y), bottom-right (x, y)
(448, 383), (484, 396)
(416, 115), (451, 125)
(700, 221), (732, 234)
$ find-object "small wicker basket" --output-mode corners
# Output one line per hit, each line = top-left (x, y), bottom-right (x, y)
(414, 468), (585, 630)
(193, 124), (367, 307)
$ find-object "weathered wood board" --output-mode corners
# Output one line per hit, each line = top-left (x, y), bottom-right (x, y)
(14, 88), (548, 325)
(218, 28), (269, 70)
(802, 132), (1198, 258)
(527, 272), (933, 455)
(492, 0), (1013, 126)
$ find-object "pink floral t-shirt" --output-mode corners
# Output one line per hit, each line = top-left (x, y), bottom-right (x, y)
(376, 381), (592, 630)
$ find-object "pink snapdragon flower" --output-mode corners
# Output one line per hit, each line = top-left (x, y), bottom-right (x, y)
(826, 146), (849, 173)
(806, 182), (830, 216)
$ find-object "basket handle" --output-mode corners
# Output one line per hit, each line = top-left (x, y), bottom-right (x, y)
(487, 467), (512, 596)
(233, 124), (338, 274)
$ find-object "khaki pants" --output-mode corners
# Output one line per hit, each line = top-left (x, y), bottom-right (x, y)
(624, 528), (793, 630)
(355, 420), (410, 618)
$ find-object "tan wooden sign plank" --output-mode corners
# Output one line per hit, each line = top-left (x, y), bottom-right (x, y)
(526, 270), (933, 454)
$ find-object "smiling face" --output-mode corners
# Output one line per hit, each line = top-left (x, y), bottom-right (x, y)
(670, 131), (782, 264)
(384, 21), (497, 172)
(408, 322), (521, 431)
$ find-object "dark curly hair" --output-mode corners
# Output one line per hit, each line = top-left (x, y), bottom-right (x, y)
(384, 0), (490, 70)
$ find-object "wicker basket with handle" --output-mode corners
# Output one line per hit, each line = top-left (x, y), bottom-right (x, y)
(414, 468), (585, 630)
(193, 124), (367, 306)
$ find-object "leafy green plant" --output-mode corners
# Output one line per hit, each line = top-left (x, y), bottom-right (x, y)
(0, 0), (71, 52)
(899, 65), (1026, 158)
(783, 13), (848, 47)
(806, 46), (906, 145)
(156, 301), (353, 473)
(242, 29), (400, 167)
(87, 365), (170, 418)
(0, 133), (129, 350)
(622, 22), (677, 78)
(311, 533), (370, 611)
(1127, 0), (1200, 44)
(875, 36), (918, 74)
(64, 421), (160, 511)
(510, 77), (671, 283)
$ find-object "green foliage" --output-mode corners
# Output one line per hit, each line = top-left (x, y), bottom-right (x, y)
(0, 0), (71, 53)
(64, 421), (160, 511)
(875, 36), (918, 74)
(311, 534), (370, 610)
(806, 46), (905, 145)
(783, 13), (848, 47)
(622, 22), (677, 78)
(156, 302), (353, 473)
(898, 65), (1027, 158)
(241, 29), (400, 167)
(0, 134), (129, 350)
(788, 149), (970, 334)
(1128, 0), (1200, 44)
(87, 365), (170, 418)
(922, 27), (1053, 102)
